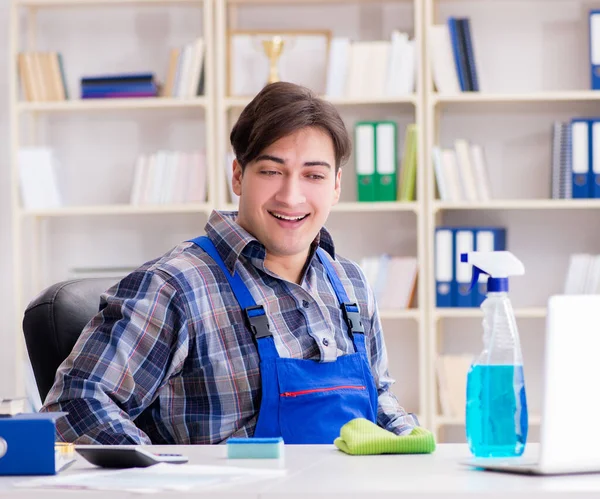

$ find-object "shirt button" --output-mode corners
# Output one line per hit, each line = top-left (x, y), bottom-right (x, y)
(302, 300), (310, 308)
(322, 338), (329, 347)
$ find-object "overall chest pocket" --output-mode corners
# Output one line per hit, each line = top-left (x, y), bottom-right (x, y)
(275, 353), (376, 444)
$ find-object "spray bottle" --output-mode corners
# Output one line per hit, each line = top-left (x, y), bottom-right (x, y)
(461, 251), (528, 458)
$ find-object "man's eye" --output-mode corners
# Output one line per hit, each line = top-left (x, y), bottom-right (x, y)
(260, 170), (279, 176)
(308, 174), (326, 180)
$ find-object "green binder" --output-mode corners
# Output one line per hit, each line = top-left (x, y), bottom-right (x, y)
(375, 121), (398, 201)
(355, 122), (376, 202)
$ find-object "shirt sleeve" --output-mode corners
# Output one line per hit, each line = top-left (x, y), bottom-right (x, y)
(41, 270), (190, 444)
(361, 269), (420, 436)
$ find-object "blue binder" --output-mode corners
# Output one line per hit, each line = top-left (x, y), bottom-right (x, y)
(435, 228), (454, 307)
(591, 120), (600, 198)
(454, 228), (476, 308)
(0, 413), (70, 475)
(590, 11), (600, 90)
(447, 17), (469, 91)
(473, 227), (507, 306)
(571, 119), (592, 199)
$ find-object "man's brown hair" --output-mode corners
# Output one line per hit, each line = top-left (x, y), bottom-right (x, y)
(230, 82), (351, 172)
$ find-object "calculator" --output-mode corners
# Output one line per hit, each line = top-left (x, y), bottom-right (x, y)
(75, 445), (189, 468)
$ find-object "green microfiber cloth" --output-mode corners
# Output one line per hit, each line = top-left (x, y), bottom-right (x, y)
(334, 418), (436, 455)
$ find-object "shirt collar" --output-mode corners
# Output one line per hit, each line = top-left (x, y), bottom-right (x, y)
(204, 210), (336, 275)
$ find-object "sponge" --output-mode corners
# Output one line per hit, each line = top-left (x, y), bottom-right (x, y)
(226, 437), (284, 459)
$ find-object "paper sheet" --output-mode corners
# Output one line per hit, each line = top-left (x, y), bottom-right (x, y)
(15, 463), (286, 494)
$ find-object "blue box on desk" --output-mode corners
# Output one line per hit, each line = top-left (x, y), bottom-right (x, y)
(0, 412), (67, 475)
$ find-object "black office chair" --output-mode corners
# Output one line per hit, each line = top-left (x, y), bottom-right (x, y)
(22, 278), (118, 402)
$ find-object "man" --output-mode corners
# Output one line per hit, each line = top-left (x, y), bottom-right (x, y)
(42, 81), (419, 445)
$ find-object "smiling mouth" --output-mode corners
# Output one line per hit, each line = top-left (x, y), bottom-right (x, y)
(268, 211), (309, 222)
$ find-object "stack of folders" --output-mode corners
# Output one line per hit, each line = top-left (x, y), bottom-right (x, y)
(80, 72), (158, 99)
(325, 30), (416, 99)
(435, 226), (507, 308)
(130, 150), (207, 205)
(354, 122), (417, 202)
(429, 17), (480, 93)
(359, 255), (418, 310)
(563, 254), (600, 294)
(432, 140), (491, 202)
(551, 118), (600, 199)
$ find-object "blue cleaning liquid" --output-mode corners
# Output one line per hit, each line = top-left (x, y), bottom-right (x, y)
(466, 364), (528, 457)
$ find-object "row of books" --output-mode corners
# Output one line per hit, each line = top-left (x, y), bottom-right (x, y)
(161, 37), (205, 98)
(354, 122), (417, 202)
(435, 226), (507, 308)
(429, 17), (480, 94)
(130, 150), (207, 206)
(563, 254), (600, 295)
(325, 30), (416, 99)
(551, 119), (600, 200)
(359, 255), (418, 310)
(17, 51), (68, 102)
(432, 141), (491, 203)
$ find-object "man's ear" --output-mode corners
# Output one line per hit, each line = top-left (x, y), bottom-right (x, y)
(232, 159), (243, 196)
(333, 167), (342, 205)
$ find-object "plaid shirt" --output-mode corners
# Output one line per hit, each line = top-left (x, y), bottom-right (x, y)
(42, 210), (418, 444)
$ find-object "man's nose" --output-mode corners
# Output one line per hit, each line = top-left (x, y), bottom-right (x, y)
(275, 176), (306, 206)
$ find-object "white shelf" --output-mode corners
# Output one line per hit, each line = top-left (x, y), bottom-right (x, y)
(379, 309), (420, 320)
(435, 308), (547, 320)
(222, 202), (418, 213)
(224, 95), (416, 110)
(435, 414), (541, 428)
(333, 202), (418, 213)
(20, 203), (213, 217)
(16, 0), (202, 6)
(17, 97), (207, 113)
(432, 91), (600, 105)
(433, 199), (600, 212)
(225, 0), (410, 4)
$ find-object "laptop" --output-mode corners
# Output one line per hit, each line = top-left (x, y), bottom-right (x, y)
(463, 294), (600, 475)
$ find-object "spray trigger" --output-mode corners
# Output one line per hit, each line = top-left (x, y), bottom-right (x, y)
(461, 253), (489, 292)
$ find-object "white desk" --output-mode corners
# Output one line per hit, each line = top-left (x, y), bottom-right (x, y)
(2, 444), (600, 498)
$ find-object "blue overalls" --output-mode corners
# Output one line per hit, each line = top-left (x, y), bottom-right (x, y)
(190, 236), (379, 444)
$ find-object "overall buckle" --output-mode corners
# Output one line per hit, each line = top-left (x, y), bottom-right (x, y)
(244, 305), (272, 339)
(341, 303), (364, 335)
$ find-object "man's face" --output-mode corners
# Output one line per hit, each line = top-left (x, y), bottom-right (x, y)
(232, 126), (342, 261)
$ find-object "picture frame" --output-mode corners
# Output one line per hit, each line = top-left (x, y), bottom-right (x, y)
(226, 29), (332, 98)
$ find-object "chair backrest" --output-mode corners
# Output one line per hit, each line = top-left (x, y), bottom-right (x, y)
(22, 278), (118, 403)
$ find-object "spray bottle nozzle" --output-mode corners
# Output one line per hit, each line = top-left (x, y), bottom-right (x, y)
(461, 251), (525, 295)
(461, 253), (488, 292)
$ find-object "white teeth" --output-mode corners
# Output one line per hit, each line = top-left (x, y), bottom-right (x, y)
(271, 212), (306, 221)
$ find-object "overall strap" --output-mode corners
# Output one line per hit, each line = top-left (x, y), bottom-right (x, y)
(316, 248), (367, 355)
(188, 236), (278, 360)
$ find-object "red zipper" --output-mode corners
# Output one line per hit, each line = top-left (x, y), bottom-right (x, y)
(280, 385), (366, 397)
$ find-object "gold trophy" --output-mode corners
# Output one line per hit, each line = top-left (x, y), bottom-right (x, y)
(261, 35), (286, 85)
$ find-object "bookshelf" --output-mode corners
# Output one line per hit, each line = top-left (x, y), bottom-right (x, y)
(8, 0), (215, 397)
(424, 0), (600, 443)
(214, 0), (428, 427)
